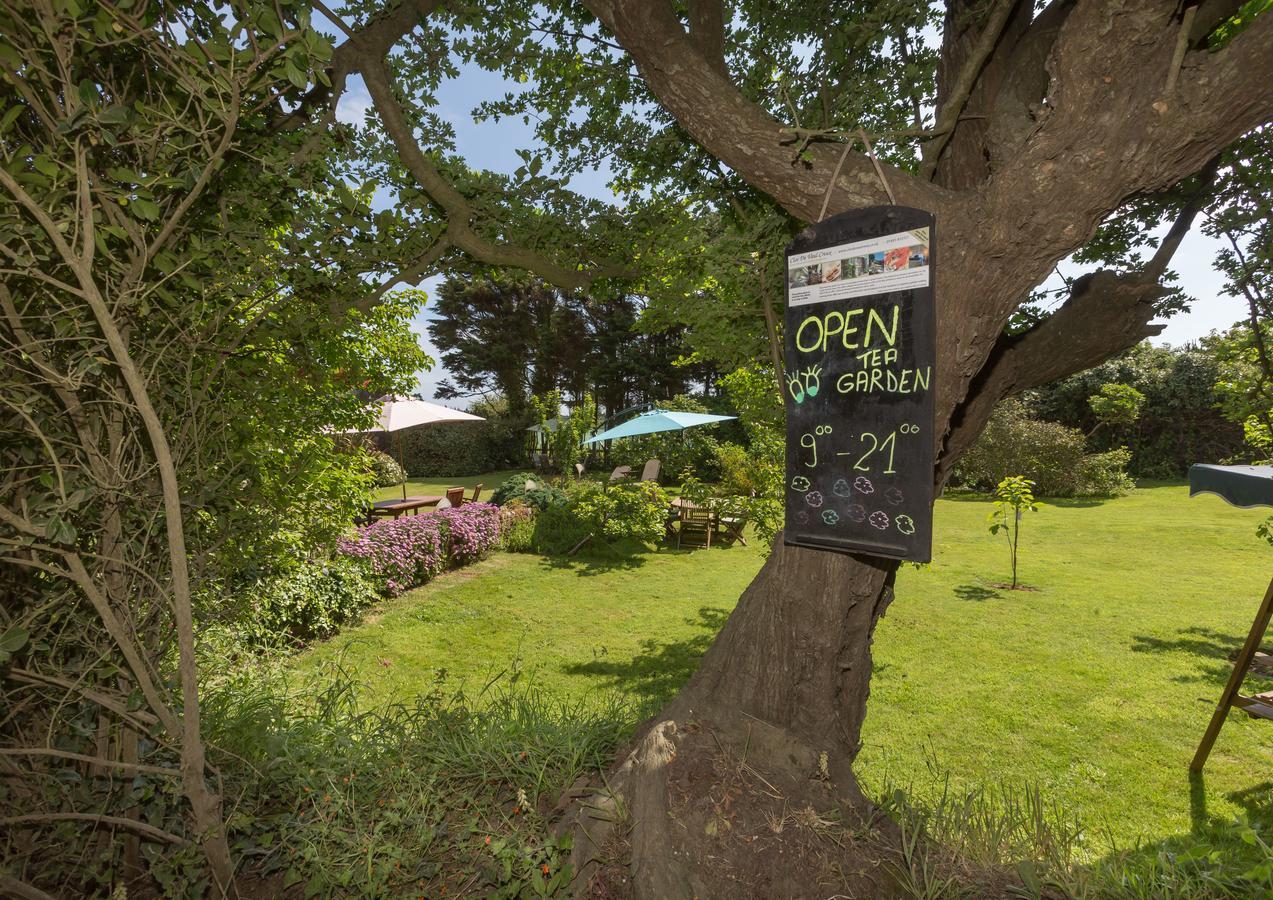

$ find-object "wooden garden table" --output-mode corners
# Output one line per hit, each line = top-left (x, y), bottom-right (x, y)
(369, 496), (442, 519)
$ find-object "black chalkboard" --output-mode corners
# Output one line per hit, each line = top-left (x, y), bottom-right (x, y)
(783, 206), (936, 562)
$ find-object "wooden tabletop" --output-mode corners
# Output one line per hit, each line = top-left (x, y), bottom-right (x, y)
(371, 495), (443, 515)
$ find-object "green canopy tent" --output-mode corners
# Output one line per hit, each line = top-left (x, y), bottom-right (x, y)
(1188, 464), (1273, 772)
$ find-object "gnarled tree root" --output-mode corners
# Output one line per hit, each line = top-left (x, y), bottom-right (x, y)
(560, 708), (906, 899)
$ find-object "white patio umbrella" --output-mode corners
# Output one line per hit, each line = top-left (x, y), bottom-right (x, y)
(342, 396), (483, 499)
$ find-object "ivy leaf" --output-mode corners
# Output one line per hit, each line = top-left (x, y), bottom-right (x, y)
(131, 197), (161, 221)
(0, 626), (29, 664)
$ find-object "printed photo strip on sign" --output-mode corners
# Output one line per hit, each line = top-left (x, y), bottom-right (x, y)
(783, 207), (936, 562)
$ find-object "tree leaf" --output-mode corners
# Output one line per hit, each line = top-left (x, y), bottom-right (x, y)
(131, 197), (160, 221)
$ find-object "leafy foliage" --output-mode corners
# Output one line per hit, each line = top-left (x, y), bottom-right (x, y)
(430, 274), (704, 418)
(530, 480), (670, 554)
(1088, 383), (1146, 432)
(1208, 324), (1273, 457)
(710, 368), (787, 546)
(1031, 344), (1243, 479)
(988, 476), (1040, 590)
(491, 474), (570, 510)
(243, 558), (379, 647)
(530, 390), (596, 475)
(498, 502), (538, 553)
(394, 396), (531, 478)
(955, 400), (1134, 498)
(0, 0), (424, 888)
(369, 449), (408, 488)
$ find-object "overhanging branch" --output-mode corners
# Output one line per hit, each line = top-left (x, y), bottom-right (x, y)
(582, 0), (947, 221)
(939, 156), (1221, 479)
(284, 0), (632, 292)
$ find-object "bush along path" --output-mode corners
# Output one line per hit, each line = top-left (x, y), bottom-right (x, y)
(245, 505), (504, 647)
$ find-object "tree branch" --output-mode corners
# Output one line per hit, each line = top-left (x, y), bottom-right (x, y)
(686, 0), (727, 77)
(0, 873), (56, 900)
(0, 747), (179, 777)
(7, 667), (160, 729)
(939, 157), (1220, 480)
(920, 0), (1020, 179)
(276, 0), (445, 131)
(359, 57), (628, 290)
(0, 813), (188, 846)
(582, 0), (947, 221)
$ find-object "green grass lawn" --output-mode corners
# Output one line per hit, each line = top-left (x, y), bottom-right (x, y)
(297, 480), (1271, 861)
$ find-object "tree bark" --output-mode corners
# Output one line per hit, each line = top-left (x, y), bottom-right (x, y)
(565, 543), (900, 896)
(564, 1), (1273, 895)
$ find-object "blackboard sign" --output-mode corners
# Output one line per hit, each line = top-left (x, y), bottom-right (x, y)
(783, 206), (936, 562)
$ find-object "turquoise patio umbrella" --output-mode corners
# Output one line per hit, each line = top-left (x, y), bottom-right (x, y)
(583, 409), (736, 444)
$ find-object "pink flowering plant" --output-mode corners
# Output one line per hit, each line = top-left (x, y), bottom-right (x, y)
(436, 503), (502, 565)
(337, 515), (447, 596)
(336, 503), (502, 596)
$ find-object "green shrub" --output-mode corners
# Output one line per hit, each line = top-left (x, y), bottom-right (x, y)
(530, 391), (596, 475)
(578, 480), (670, 543)
(491, 473), (569, 510)
(399, 415), (527, 477)
(714, 431), (784, 544)
(530, 480), (670, 553)
(1076, 447), (1136, 496)
(368, 449), (406, 488)
(715, 441), (769, 497)
(532, 501), (594, 554)
(499, 502), (537, 553)
(244, 557), (378, 647)
(954, 399), (1133, 497)
(1031, 342), (1245, 478)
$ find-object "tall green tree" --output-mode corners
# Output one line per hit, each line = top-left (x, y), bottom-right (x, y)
(430, 272), (709, 417)
(1202, 126), (1273, 453)
(430, 273), (586, 413)
(0, 1), (425, 892)
(297, 1), (1273, 890)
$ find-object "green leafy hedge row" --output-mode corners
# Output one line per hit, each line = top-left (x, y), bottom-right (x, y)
(954, 399), (1135, 497)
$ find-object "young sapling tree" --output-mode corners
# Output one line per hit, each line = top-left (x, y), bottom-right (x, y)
(989, 476), (1041, 590)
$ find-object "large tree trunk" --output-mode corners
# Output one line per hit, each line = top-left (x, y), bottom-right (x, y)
(564, 544), (901, 897)
(558, 1), (1273, 893)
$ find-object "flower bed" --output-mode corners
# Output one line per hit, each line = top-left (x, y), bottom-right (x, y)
(337, 503), (502, 596)
(438, 503), (502, 564)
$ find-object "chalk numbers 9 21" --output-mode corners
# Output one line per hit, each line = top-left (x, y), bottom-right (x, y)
(838, 424), (919, 475)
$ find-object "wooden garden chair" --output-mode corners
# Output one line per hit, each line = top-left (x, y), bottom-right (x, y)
(466, 483), (484, 504)
(608, 465), (632, 482)
(440, 486), (465, 508)
(638, 459), (661, 482)
(676, 503), (714, 550)
(715, 508), (749, 546)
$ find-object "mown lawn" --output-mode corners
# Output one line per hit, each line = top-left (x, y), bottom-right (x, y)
(296, 480), (1271, 858)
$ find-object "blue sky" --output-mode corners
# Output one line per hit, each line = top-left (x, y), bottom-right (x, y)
(335, 64), (1249, 403)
